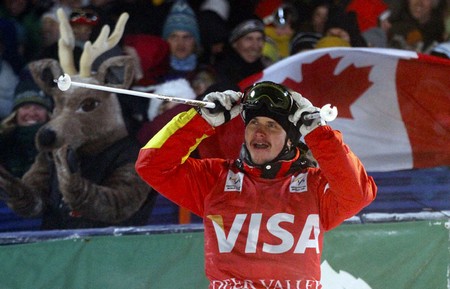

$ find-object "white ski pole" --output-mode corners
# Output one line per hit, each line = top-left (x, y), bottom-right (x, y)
(302, 104), (338, 123)
(55, 74), (216, 109)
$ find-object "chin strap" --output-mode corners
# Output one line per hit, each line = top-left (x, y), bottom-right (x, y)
(241, 135), (294, 166)
(236, 143), (299, 179)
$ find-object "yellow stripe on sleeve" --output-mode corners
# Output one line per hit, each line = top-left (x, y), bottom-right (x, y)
(181, 133), (210, 163)
(143, 108), (199, 149)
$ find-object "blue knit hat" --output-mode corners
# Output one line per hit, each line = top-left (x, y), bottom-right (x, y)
(162, 0), (201, 46)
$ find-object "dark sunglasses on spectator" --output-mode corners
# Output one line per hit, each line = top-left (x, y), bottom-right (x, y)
(70, 10), (99, 26)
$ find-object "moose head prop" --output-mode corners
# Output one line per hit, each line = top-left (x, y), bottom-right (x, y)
(0, 9), (156, 230)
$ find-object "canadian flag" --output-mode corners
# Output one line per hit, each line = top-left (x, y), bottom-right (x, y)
(197, 48), (450, 172)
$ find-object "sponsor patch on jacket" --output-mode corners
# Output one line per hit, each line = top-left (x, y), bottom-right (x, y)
(224, 170), (244, 192)
(290, 173), (308, 193)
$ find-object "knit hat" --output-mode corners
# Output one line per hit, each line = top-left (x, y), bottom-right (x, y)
(244, 104), (293, 134)
(243, 103), (301, 150)
(229, 19), (265, 43)
(290, 32), (322, 55)
(315, 36), (351, 49)
(241, 81), (300, 145)
(13, 80), (52, 111)
(162, 0), (201, 46)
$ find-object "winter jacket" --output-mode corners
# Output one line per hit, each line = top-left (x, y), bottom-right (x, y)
(136, 108), (377, 288)
(213, 46), (266, 88)
(0, 123), (42, 177)
(0, 59), (18, 119)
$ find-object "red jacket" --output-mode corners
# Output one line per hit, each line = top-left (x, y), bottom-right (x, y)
(136, 108), (377, 289)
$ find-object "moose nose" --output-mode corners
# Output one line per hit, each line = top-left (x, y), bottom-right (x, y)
(37, 127), (56, 148)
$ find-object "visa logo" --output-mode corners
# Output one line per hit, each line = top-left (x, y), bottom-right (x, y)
(208, 213), (320, 254)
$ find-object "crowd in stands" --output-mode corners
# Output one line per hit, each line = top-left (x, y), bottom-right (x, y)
(0, 0), (450, 229)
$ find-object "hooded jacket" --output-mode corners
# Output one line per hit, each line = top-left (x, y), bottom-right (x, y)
(135, 108), (377, 288)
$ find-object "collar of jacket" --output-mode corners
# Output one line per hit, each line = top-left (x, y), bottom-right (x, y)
(236, 147), (301, 179)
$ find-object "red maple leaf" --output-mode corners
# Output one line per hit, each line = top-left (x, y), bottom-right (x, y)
(283, 54), (373, 119)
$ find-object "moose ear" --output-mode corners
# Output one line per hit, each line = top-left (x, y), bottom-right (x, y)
(96, 56), (135, 89)
(28, 59), (64, 96)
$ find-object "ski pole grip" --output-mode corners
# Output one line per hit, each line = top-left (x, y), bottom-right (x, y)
(207, 100), (225, 114)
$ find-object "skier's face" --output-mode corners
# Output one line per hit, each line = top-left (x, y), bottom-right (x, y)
(245, 116), (287, 165)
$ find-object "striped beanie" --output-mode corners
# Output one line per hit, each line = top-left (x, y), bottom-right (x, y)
(229, 19), (265, 43)
(162, 0), (201, 46)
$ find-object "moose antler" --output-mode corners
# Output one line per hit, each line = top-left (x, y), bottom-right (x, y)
(79, 13), (129, 77)
(57, 8), (77, 75)
(56, 8), (129, 78)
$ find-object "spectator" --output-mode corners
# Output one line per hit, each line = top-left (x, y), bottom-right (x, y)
(161, 0), (202, 81)
(0, 76), (52, 177)
(292, 2), (367, 49)
(135, 81), (377, 287)
(262, 3), (300, 62)
(0, 35), (157, 230)
(0, 35), (19, 121)
(0, 17), (23, 74)
(190, 65), (217, 97)
(37, 5), (145, 138)
(379, 9), (392, 34)
(135, 0), (208, 141)
(0, 0), (42, 67)
(39, 10), (60, 52)
(71, 6), (125, 71)
(289, 32), (322, 55)
(38, 6), (93, 63)
(361, 9), (390, 48)
(39, 6), (122, 72)
(0, 74), (50, 231)
(297, 1), (330, 35)
(323, 3), (368, 47)
(197, 0), (230, 66)
(387, 0), (448, 53)
(69, 7), (100, 46)
(293, 3), (358, 51)
(212, 18), (268, 91)
(121, 34), (170, 137)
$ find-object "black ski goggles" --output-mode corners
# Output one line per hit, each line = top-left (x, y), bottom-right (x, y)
(241, 81), (295, 115)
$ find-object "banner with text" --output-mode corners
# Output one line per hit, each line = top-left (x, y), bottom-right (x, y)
(0, 220), (447, 289)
